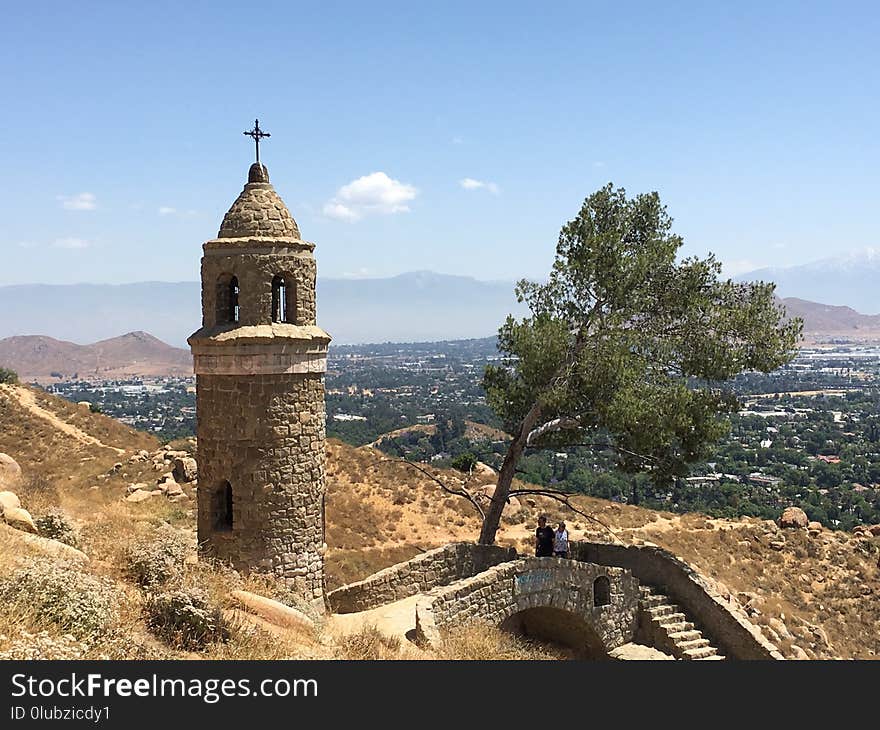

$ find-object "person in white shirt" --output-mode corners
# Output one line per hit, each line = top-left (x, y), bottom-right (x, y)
(553, 521), (569, 558)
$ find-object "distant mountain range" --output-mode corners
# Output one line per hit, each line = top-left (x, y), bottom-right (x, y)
(0, 272), (527, 347)
(1, 270), (880, 375)
(737, 250), (880, 315)
(0, 331), (192, 381)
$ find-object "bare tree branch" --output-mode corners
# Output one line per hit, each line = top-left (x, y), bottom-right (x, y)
(509, 486), (625, 545)
(525, 417), (581, 446)
(380, 457), (486, 520)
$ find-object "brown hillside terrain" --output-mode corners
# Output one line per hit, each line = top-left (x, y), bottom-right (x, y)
(0, 386), (877, 660)
(782, 297), (880, 342)
(0, 331), (192, 382)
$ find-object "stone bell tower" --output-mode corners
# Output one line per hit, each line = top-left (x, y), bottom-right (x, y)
(188, 121), (330, 605)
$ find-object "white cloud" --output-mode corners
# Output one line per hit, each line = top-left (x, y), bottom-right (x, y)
(341, 267), (374, 279)
(721, 259), (761, 277)
(323, 172), (417, 222)
(459, 178), (499, 194)
(16, 241), (36, 249)
(58, 192), (96, 211)
(451, 136), (464, 145)
(158, 206), (177, 216)
(53, 237), (90, 249)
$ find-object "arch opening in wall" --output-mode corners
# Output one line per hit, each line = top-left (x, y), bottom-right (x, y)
(593, 576), (611, 607)
(499, 606), (607, 659)
(216, 273), (240, 324)
(271, 273), (297, 324)
(213, 481), (234, 531)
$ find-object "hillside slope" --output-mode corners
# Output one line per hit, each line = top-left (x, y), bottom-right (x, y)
(0, 331), (192, 381)
(0, 387), (876, 659)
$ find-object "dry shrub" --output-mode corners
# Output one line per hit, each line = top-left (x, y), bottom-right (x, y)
(335, 624), (401, 660)
(144, 588), (229, 651)
(436, 623), (570, 660)
(124, 524), (195, 588)
(34, 508), (80, 547)
(0, 558), (117, 639)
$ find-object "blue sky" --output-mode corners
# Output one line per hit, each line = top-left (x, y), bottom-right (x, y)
(1, 1), (878, 286)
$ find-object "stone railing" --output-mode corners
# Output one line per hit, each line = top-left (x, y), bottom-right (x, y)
(414, 557), (639, 653)
(569, 541), (783, 660)
(327, 542), (517, 614)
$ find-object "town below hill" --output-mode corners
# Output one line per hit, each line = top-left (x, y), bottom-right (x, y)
(18, 336), (880, 533)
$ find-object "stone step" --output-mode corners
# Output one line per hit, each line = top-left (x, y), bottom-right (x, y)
(640, 594), (670, 608)
(657, 620), (694, 633)
(646, 604), (680, 618)
(667, 629), (703, 643)
(699, 654), (726, 660)
(683, 646), (718, 660)
(676, 638), (711, 651)
(655, 611), (687, 625)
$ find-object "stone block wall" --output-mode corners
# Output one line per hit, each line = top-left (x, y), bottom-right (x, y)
(196, 371), (326, 601)
(570, 541), (783, 660)
(201, 244), (317, 329)
(327, 542), (517, 614)
(414, 557), (640, 655)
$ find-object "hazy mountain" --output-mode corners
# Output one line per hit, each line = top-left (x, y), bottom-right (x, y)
(0, 331), (192, 380)
(780, 298), (880, 338)
(0, 272), (527, 347)
(737, 250), (880, 315)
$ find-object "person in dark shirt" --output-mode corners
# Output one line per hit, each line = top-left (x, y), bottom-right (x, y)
(535, 515), (555, 557)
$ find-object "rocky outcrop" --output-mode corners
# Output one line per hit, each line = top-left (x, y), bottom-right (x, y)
(172, 457), (197, 483)
(3, 506), (37, 534)
(0, 454), (22, 491)
(779, 507), (809, 529)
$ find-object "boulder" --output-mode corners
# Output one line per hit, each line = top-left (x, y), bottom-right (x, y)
(125, 489), (155, 503)
(4, 506), (37, 534)
(472, 461), (497, 479)
(165, 483), (184, 498)
(869, 524), (880, 537)
(229, 590), (315, 633)
(76, 401), (91, 410)
(807, 521), (823, 531)
(0, 454), (22, 491)
(778, 507), (809, 529)
(0, 490), (21, 517)
(172, 457), (197, 483)
(157, 472), (175, 485)
(0, 523), (89, 562)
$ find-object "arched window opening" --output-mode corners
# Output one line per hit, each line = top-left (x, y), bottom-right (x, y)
(213, 481), (233, 531)
(216, 273), (240, 324)
(271, 274), (287, 323)
(593, 575), (611, 607)
(229, 276), (240, 323)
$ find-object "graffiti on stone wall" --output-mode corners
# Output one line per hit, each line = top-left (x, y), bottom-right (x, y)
(513, 569), (553, 595)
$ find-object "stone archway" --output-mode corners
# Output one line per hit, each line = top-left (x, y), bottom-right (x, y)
(500, 605), (609, 658)
(415, 557), (640, 655)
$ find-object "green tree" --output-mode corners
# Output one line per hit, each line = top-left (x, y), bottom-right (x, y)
(0, 368), (18, 384)
(478, 184), (802, 544)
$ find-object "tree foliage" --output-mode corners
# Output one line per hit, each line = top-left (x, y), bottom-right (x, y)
(478, 183), (802, 544)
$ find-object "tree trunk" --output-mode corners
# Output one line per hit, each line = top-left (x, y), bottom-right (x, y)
(478, 403), (542, 545)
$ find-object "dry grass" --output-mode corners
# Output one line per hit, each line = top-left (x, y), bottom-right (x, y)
(434, 623), (574, 660)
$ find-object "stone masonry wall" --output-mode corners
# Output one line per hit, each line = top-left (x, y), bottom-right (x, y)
(197, 372), (326, 602)
(570, 541), (783, 660)
(414, 558), (639, 654)
(201, 247), (317, 329)
(327, 543), (517, 614)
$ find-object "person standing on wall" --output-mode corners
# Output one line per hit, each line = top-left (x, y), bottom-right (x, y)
(553, 521), (569, 558)
(535, 515), (555, 557)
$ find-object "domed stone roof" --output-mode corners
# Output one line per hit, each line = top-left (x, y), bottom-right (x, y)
(218, 163), (300, 239)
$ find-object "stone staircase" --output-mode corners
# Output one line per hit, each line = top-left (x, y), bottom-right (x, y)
(638, 585), (725, 660)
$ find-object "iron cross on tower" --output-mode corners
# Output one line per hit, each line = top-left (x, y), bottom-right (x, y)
(243, 119), (271, 164)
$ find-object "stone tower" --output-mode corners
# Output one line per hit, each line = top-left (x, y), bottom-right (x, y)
(188, 160), (330, 606)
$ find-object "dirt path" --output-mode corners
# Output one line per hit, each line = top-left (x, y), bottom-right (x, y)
(326, 594), (424, 643)
(1, 385), (126, 455)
